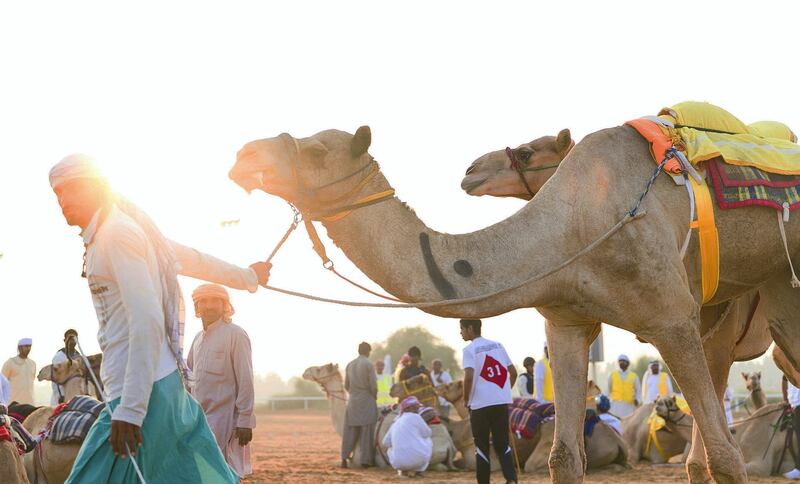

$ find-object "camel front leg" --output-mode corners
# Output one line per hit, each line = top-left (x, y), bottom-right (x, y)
(645, 316), (746, 484)
(544, 319), (600, 483)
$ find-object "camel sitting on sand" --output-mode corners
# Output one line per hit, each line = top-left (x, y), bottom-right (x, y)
(23, 355), (102, 484)
(231, 123), (800, 484)
(302, 364), (457, 471)
(623, 395), (694, 465)
(731, 402), (795, 476)
(460, 131), (784, 480)
(741, 371), (766, 410)
(436, 380), (626, 473)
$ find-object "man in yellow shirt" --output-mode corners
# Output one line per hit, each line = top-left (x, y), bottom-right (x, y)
(534, 343), (553, 403)
(375, 360), (394, 406)
(2, 338), (37, 405)
(642, 360), (674, 403)
(607, 354), (640, 417)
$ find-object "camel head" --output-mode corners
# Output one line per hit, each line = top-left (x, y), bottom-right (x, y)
(436, 380), (464, 403)
(389, 373), (431, 398)
(38, 357), (85, 383)
(460, 129), (573, 200)
(302, 363), (340, 386)
(741, 371), (762, 393)
(654, 395), (682, 420)
(230, 127), (376, 214)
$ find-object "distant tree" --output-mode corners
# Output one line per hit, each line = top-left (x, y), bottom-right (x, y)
(280, 377), (324, 397)
(371, 326), (462, 378)
(254, 372), (290, 398)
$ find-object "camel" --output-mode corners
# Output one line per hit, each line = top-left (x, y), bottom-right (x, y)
(0, 417), (29, 484)
(741, 372), (766, 410)
(302, 364), (456, 471)
(731, 403), (795, 476)
(622, 399), (691, 465)
(231, 124), (800, 484)
(435, 380), (627, 472)
(23, 355), (102, 484)
(462, 134), (782, 481)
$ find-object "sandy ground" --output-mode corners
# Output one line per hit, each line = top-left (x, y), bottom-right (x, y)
(243, 410), (781, 483)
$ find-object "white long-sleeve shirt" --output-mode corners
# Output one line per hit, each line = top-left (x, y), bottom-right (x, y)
(430, 370), (452, 408)
(84, 206), (258, 426)
(382, 412), (432, 472)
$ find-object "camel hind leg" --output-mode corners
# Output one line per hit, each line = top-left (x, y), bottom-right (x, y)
(760, 274), (800, 373)
(642, 310), (746, 484)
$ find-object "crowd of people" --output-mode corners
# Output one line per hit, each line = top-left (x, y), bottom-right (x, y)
(338, 321), (800, 482)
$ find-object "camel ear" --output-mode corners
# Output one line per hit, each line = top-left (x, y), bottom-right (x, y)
(741, 372), (747, 380)
(351, 125), (372, 158)
(556, 128), (572, 155)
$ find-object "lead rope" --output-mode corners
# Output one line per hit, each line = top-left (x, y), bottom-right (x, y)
(74, 337), (147, 484)
(776, 203), (800, 288)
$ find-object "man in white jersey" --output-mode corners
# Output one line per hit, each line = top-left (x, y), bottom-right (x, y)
(460, 319), (518, 484)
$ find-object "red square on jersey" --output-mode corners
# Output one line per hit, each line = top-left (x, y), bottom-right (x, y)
(479, 355), (508, 388)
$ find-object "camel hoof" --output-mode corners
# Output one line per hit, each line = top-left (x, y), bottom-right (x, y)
(686, 461), (712, 484)
(548, 440), (585, 483)
(706, 445), (747, 484)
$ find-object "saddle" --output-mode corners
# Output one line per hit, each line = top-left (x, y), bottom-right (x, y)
(49, 395), (105, 445)
(0, 414), (36, 454)
(508, 398), (554, 439)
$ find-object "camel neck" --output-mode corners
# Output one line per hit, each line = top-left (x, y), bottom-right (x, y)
(322, 170), (572, 318)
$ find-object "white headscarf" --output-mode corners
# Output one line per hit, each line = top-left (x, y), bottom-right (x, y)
(49, 154), (189, 381)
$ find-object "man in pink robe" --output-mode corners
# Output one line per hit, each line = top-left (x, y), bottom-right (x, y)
(187, 284), (255, 479)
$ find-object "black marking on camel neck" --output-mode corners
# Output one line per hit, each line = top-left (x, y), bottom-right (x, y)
(419, 232), (457, 299)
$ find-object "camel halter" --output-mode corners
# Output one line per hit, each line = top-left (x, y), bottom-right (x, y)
(256, 143), (672, 309)
(505, 146), (561, 199)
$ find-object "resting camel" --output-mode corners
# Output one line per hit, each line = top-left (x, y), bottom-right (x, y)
(0, 416), (29, 484)
(23, 355), (102, 484)
(741, 372), (766, 410)
(461, 132), (782, 481)
(436, 380), (626, 472)
(231, 124), (800, 484)
(731, 402), (795, 476)
(302, 364), (456, 471)
(623, 396), (693, 465)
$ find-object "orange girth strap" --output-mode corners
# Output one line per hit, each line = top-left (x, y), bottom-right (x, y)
(689, 176), (720, 303)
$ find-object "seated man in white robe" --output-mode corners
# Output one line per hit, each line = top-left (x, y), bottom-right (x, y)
(381, 396), (432, 478)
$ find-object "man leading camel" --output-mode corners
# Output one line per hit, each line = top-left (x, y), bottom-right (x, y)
(2, 339), (36, 406)
(342, 342), (378, 468)
(607, 354), (640, 418)
(50, 329), (79, 404)
(460, 318), (518, 484)
(188, 284), (255, 480)
(49, 154), (270, 483)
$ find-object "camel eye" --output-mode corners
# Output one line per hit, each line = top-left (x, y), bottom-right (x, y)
(517, 150), (533, 162)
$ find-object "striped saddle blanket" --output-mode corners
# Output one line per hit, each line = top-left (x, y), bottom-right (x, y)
(50, 396), (105, 444)
(707, 157), (800, 213)
(508, 398), (554, 439)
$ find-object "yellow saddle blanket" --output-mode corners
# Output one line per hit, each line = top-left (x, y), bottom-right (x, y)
(658, 101), (800, 175)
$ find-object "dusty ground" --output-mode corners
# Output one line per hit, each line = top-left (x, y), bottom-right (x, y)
(244, 410), (779, 483)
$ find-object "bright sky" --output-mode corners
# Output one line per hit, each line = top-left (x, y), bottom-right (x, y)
(1, 1), (797, 382)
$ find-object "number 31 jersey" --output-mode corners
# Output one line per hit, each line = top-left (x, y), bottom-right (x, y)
(462, 336), (513, 410)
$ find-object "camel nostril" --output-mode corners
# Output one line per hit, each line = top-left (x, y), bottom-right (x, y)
(465, 163), (478, 176)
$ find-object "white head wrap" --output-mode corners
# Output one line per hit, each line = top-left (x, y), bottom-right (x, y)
(617, 354), (630, 362)
(49, 154), (106, 189)
(18, 338), (32, 346)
